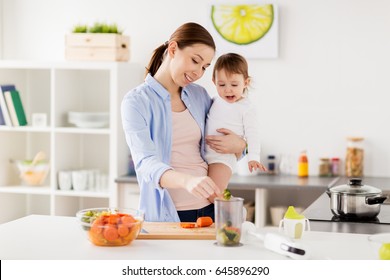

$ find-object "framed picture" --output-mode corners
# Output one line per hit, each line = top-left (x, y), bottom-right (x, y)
(209, 3), (279, 59)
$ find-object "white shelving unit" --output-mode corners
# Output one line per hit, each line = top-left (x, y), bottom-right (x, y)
(0, 60), (143, 223)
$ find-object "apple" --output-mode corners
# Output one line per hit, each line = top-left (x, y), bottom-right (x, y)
(379, 243), (390, 260)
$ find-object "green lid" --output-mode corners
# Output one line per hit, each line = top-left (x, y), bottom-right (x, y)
(284, 206), (305, 219)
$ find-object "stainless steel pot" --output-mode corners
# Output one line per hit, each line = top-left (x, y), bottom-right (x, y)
(326, 178), (388, 219)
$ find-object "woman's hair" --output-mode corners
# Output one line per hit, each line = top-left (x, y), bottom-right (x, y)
(145, 22), (216, 77)
(212, 53), (249, 81)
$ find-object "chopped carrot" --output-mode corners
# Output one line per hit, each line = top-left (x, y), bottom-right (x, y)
(108, 214), (120, 224)
(196, 216), (213, 227)
(103, 225), (119, 241)
(180, 222), (196, 228)
(117, 224), (130, 237)
(121, 215), (136, 225)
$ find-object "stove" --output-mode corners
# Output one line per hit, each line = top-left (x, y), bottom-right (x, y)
(304, 193), (390, 225)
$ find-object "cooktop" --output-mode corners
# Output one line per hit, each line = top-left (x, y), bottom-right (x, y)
(304, 194), (390, 225)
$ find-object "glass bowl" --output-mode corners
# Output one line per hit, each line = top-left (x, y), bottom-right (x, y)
(15, 160), (50, 186)
(76, 207), (144, 246)
(367, 233), (390, 260)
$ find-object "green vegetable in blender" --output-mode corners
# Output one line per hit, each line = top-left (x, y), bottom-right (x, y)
(217, 223), (241, 246)
(223, 189), (232, 200)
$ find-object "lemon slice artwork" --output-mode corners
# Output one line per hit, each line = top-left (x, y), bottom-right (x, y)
(211, 4), (274, 45)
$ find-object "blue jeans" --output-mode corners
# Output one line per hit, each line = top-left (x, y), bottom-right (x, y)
(177, 203), (215, 222)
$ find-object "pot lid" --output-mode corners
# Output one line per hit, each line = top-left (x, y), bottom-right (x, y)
(328, 178), (382, 195)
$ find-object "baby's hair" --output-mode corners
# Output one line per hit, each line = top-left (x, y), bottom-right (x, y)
(213, 53), (251, 93)
(212, 53), (250, 80)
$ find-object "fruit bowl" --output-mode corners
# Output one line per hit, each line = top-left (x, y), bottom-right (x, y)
(15, 160), (50, 186)
(368, 233), (390, 260)
(76, 207), (144, 246)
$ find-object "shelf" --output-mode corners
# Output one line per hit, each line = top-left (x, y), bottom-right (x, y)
(0, 185), (51, 195)
(0, 126), (51, 133)
(0, 60), (144, 222)
(54, 190), (110, 198)
(54, 127), (110, 135)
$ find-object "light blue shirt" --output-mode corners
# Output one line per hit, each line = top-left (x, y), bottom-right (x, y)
(121, 74), (212, 222)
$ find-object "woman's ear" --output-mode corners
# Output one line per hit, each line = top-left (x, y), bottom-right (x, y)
(167, 41), (178, 58)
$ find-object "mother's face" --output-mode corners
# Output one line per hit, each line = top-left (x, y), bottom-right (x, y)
(168, 42), (215, 88)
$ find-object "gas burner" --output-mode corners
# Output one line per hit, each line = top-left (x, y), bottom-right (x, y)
(331, 215), (380, 223)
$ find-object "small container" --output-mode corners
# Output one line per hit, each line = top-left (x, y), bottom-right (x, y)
(345, 137), (364, 177)
(267, 155), (276, 174)
(331, 157), (341, 176)
(318, 158), (331, 177)
(215, 197), (244, 246)
(298, 151), (309, 178)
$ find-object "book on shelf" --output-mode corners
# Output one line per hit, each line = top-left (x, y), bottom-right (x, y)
(0, 84), (16, 126)
(4, 89), (28, 126)
(0, 106), (5, 125)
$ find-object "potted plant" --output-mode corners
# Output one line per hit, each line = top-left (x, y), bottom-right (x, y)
(65, 22), (130, 61)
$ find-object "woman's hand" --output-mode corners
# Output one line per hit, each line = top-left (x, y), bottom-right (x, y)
(184, 176), (221, 199)
(205, 128), (246, 155)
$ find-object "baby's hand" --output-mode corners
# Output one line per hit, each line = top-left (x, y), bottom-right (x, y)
(248, 161), (268, 173)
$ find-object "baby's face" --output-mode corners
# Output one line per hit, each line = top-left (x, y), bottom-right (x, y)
(213, 69), (249, 103)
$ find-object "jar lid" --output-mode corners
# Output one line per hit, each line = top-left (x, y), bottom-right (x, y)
(328, 178), (381, 195)
(347, 137), (364, 141)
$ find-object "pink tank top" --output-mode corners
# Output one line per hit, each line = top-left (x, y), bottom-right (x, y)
(168, 109), (210, 210)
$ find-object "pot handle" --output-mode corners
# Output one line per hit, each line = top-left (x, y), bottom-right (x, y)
(325, 189), (331, 198)
(366, 196), (387, 205)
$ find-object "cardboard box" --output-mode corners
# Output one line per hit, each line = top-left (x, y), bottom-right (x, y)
(65, 33), (130, 61)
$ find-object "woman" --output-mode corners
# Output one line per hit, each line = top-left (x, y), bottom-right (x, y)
(121, 22), (246, 222)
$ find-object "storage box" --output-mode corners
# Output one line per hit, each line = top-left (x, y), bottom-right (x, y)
(65, 33), (130, 61)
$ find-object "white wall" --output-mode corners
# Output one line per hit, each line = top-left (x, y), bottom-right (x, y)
(2, 0), (390, 177)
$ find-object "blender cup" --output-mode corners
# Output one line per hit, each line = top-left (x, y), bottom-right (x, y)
(215, 197), (244, 246)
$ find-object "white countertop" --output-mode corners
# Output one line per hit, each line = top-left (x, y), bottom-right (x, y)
(0, 215), (381, 260)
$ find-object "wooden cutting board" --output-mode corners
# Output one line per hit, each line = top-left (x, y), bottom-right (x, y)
(137, 222), (216, 240)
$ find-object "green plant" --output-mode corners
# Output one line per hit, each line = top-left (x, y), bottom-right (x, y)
(72, 24), (88, 33)
(72, 22), (123, 34)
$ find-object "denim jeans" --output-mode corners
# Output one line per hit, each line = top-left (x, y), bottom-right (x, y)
(177, 203), (215, 222)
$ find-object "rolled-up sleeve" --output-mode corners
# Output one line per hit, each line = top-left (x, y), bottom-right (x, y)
(121, 92), (172, 189)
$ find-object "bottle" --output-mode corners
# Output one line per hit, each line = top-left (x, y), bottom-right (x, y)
(331, 157), (341, 176)
(345, 137), (364, 177)
(298, 151), (309, 177)
(318, 158), (331, 177)
(267, 155), (276, 174)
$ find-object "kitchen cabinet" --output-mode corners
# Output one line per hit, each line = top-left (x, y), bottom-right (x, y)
(115, 174), (339, 226)
(0, 60), (143, 223)
(117, 182), (140, 210)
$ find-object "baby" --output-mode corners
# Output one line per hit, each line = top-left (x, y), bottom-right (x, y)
(205, 53), (267, 200)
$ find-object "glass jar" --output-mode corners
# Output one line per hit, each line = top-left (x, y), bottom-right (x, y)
(331, 157), (341, 176)
(345, 137), (364, 177)
(267, 155), (276, 174)
(318, 158), (331, 177)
